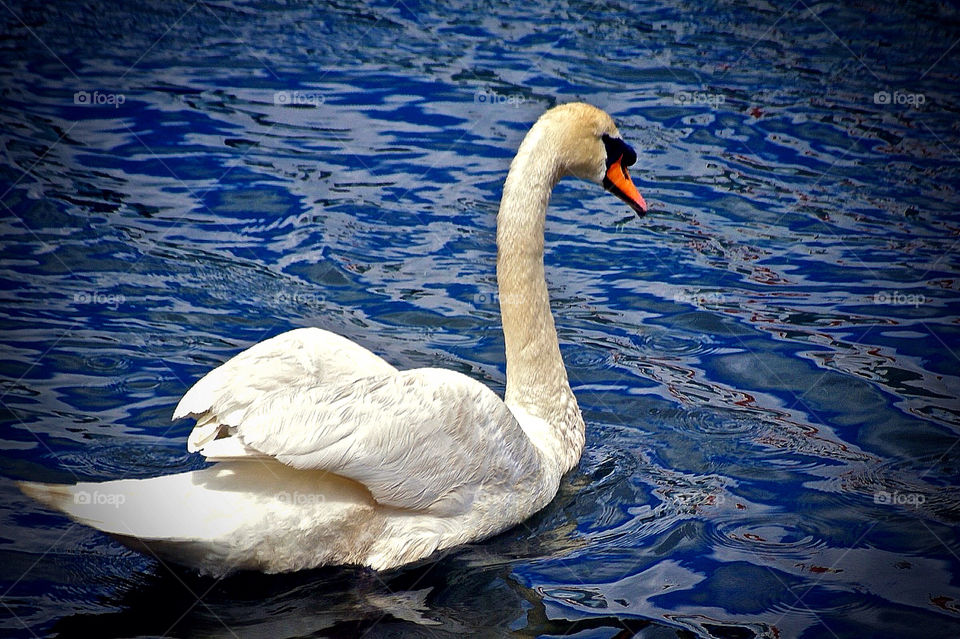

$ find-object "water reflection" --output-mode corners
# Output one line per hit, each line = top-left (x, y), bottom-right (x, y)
(49, 536), (678, 638)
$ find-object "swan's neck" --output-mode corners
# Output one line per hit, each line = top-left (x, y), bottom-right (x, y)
(496, 130), (585, 475)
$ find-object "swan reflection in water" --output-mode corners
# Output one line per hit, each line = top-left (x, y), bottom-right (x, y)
(48, 488), (669, 638)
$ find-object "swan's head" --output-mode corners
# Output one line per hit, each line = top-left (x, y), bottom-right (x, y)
(534, 102), (648, 216)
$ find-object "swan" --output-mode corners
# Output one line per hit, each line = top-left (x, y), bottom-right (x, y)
(19, 102), (647, 575)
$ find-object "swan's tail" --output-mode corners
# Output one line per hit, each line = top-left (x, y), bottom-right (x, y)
(19, 473), (231, 539)
(18, 480), (74, 515)
(18, 478), (210, 570)
(17, 470), (249, 573)
(18, 462), (377, 575)
(20, 478), (153, 541)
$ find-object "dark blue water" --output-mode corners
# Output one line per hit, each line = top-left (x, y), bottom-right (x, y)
(2, 1), (959, 637)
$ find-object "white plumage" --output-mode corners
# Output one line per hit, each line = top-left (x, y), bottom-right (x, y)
(20, 102), (647, 574)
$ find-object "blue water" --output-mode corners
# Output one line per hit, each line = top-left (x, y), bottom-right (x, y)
(2, 0), (959, 636)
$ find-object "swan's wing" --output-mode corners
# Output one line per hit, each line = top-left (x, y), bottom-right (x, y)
(174, 328), (397, 451)
(193, 368), (542, 516)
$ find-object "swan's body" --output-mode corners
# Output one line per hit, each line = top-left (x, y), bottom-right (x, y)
(20, 102), (647, 574)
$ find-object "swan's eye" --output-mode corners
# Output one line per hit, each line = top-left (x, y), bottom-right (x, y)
(601, 134), (637, 169)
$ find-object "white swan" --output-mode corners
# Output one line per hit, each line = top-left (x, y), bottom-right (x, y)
(19, 102), (647, 575)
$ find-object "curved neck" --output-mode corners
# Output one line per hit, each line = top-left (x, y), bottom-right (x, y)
(496, 130), (584, 474)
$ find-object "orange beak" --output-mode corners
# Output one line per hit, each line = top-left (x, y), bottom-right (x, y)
(603, 156), (647, 216)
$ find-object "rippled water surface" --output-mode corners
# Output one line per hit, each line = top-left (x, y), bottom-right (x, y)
(2, 1), (960, 637)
